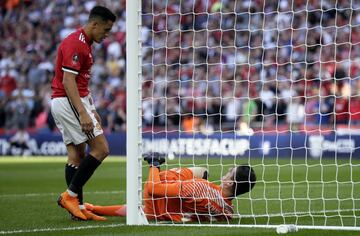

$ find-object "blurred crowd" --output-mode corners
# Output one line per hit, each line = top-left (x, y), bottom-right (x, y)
(0, 0), (127, 134)
(1, 0), (360, 135)
(141, 0), (360, 133)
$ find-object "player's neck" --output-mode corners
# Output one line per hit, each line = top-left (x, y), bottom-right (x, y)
(83, 25), (93, 42)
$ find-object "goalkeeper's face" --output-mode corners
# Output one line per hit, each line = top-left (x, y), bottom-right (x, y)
(221, 167), (236, 187)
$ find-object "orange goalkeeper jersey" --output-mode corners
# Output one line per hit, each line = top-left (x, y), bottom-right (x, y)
(143, 168), (234, 222)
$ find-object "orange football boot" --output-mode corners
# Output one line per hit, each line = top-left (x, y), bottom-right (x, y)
(57, 191), (87, 220)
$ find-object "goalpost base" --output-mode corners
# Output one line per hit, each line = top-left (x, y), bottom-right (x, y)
(138, 207), (149, 225)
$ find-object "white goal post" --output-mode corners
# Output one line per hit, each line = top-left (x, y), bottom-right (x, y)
(126, 0), (145, 225)
(126, 0), (360, 230)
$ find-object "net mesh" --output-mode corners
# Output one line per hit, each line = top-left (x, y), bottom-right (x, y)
(140, 0), (360, 227)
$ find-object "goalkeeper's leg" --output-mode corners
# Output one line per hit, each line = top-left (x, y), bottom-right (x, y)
(85, 203), (126, 216)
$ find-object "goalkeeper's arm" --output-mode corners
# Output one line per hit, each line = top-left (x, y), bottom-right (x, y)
(143, 153), (208, 197)
(145, 167), (180, 197)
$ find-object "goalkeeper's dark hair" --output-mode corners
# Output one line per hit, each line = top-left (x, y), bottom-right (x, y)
(89, 6), (116, 23)
(232, 165), (256, 197)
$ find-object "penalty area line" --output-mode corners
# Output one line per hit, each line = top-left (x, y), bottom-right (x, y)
(0, 223), (125, 235)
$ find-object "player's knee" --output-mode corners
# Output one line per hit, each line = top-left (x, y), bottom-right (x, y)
(102, 145), (110, 158)
(68, 158), (81, 166)
(92, 144), (110, 160)
(67, 154), (81, 166)
(88, 135), (110, 159)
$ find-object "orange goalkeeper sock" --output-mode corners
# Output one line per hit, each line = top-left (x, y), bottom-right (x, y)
(86, 204), (127, 216)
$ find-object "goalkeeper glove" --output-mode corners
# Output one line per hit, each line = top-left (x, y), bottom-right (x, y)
(143, 152), (166, 168)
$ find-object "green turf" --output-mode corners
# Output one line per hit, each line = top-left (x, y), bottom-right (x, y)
(0, 156), (359, 235)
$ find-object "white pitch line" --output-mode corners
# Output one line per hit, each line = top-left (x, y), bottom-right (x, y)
(0, 190), (124, 199)
(0, 223), (125, 235)
(0, 211), (359, 235)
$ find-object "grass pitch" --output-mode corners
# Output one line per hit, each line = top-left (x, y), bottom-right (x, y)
(0, 156), (359, 235)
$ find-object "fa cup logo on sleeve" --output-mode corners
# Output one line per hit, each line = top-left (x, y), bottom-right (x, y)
(72, 54), (79, 64)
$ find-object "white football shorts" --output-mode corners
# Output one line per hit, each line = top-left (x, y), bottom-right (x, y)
(51, 94), (103, 145)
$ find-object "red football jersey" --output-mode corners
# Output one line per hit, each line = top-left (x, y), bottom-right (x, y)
(51, 28), (93, 98)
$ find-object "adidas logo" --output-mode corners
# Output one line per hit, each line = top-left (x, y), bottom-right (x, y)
(79, 33), (86, 43)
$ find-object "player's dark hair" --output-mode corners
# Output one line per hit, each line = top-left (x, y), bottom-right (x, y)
(89, 6), (116, 23)
(232, 165), (256, 197)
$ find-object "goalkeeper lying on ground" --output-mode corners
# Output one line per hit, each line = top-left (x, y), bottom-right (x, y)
(85, 153), (256, 222)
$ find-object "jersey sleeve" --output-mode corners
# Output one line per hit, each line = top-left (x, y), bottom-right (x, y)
(61, 41), (83, 75)
(164, 168), (194, 181)
(145, 167), (182, 197)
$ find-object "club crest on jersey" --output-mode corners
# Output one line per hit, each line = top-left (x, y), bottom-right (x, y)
(72, 54), (79, 64)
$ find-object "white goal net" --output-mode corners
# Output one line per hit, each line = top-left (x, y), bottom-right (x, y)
(127, 0), (360, 230)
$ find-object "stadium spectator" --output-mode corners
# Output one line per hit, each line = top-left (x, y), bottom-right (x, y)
(0, 98), (7, 129)
(109, 105), (126, 132)
(0, 66), (17, 97)
(6, 91), (32, 129)
(182, 114), (202, 133)
(237, 92), (258, 135)
(223, 95), (242, 127)
(8, 124), (31, 156)
(333, 87), (350, 125)
(350, 96), (360, 125)
(259, 83), (276, 126)
(349, 79), (360, 125)
(286, 96), (305, 131)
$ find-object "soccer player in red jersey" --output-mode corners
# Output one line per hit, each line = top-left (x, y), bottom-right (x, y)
(51, 6), (116, 221)
(84, 153), (257, 222)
